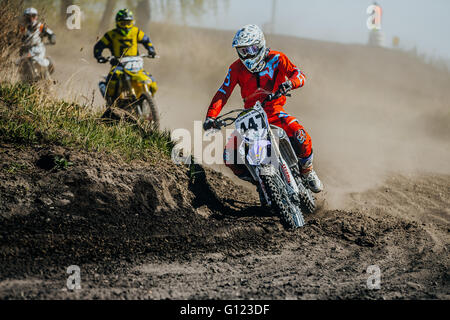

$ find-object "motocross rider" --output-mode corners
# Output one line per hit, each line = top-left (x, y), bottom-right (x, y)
(203, 24), (323, 193)
(19, 7), (56, 76)
(93, 9), (158, 99)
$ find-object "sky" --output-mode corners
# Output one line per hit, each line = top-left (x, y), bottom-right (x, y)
(155, 0), (450, 61)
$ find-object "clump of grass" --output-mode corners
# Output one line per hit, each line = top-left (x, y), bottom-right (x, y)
(0, 83), (174, 162)
(3, 161), (29, 174)
(54, 156), (73, 170)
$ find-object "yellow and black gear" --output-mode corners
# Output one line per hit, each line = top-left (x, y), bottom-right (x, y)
(95, 26), (148, 58)
(94, 9), (158, 100)
(115, 9), (135, 35)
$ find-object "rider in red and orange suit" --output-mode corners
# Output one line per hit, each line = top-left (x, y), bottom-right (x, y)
(203, 24), (323, 193)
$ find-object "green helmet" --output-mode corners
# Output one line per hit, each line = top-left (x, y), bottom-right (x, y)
(115, 9), (134, 34)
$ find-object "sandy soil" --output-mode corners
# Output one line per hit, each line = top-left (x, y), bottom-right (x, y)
(0, 23), (449, 299)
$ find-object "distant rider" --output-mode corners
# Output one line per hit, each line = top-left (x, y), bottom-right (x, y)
(203, 24), (323, 193)
(18, 7), (56, 76)
(93, 9), (158, 99)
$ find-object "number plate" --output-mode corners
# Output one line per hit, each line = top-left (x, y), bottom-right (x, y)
(122, 57), (144, 73)
(235, 109), (266, 132)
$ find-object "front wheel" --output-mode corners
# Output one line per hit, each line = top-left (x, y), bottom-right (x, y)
(296, 178), (316, 215)
(138, 92), (160, 127)
(261, 169), (305, 229)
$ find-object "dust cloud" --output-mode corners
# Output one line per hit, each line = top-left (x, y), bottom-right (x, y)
(45, 22), (450, 208)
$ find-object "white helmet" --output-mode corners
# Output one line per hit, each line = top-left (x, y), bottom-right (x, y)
(24, 7), (38, 16)
(232, 24), (267, 73)
(23, 7), (38, 27)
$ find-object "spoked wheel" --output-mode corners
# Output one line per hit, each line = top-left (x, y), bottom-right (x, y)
(261, 167), (305, 229)
(138, 92), (160, 128)
(296, 178), (316, 215)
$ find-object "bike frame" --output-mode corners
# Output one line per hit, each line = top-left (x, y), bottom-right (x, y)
(214, 100), (301, 205)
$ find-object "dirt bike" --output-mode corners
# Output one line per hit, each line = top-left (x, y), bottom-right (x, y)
(101, 54), (159, 126)
(16, 41), (55, 83)
(211, 89), (316, 228)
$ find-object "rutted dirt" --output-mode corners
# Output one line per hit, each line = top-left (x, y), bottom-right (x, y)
(0, 145), (448, 299)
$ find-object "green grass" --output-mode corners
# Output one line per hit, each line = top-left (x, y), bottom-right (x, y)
(0, 82), (174, 162)
(2, 161), (30, 174)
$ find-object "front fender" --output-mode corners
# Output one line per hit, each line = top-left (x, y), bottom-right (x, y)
(246, 139), (272, 166)
(125, 69), (152, 84)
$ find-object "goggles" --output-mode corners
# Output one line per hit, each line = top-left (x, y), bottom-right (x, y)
(117, 20), (134, 29)
(236, 45), (260, 58)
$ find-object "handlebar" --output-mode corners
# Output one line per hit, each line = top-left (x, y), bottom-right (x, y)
(264, 89), (291, 103)
(100, 54), (158, 65)
(212, 117), (234, 130)
(210, 89), (292, 130)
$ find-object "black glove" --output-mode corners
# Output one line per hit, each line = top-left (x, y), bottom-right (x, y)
(279, 80), (293, 95)
(203, 117), (215, 131)
(97, 56), (107, 64)
(147, 46), (156, 58)
(109, 57), (119, 66)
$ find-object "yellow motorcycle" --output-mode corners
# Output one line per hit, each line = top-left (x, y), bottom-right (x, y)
(102, 54), (159, 125)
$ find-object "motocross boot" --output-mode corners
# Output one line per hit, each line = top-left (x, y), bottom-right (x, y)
(299, 152), (323, 193)
(99, 81), (107, 98)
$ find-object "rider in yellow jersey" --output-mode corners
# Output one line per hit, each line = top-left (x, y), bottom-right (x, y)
(94, 9), (158, 98)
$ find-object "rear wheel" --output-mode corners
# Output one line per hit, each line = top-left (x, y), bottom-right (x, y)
(261, 169), (305, 229)
(138, 92), (160, 127)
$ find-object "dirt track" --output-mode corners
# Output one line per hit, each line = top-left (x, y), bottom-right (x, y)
(0, 144), (448, 299)
(0, 23), (449, 299)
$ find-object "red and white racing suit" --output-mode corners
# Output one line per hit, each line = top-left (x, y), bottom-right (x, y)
(206, 50), (313, 177)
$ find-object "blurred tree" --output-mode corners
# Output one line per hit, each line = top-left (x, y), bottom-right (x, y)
(60, 0), (74, 26)
(98, 0), (118, 34)
(149, 0), (224, 23)
(21, 0), (227, 33)
(135, 0), (151, 31)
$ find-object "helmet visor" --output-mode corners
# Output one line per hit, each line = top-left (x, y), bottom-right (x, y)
(117, 20), (134, 29)
(236, 45), (260, 58)
(25, 13), (37, 22)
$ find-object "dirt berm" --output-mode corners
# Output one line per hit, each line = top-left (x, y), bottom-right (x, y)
(0, 144), (448, 299)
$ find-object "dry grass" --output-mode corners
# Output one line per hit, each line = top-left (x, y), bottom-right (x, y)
(0, 82), (174, 162)
(0, 0), (23, 72)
